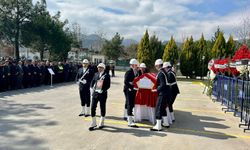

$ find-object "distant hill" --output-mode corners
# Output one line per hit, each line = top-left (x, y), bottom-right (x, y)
(81, 34), (105, 51)
(81, 34), (139, 51)
(122, 39), (138, 47)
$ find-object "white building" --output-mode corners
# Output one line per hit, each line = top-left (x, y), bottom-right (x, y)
(19, 47), (40, 60)
(92, 54), (106, 64)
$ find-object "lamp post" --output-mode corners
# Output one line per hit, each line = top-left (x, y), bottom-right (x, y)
(202, 55), (205, 80)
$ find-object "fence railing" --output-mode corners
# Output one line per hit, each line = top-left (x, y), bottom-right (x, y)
(212, 75), (250, 132)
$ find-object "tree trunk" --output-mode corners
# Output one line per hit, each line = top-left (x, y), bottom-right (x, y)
(15, 0), (20, 60)
(40, 49), (44, 61)
(15, 29), (20, 60)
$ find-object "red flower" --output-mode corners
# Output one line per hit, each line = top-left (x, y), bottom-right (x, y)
(232, 45), (250, 61)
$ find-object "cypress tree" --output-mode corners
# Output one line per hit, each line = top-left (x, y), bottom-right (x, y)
(180, 38), (191, 77)
(137, 30), (153, 68)
(212, 32), (226, 58)
(150, 35), (163, 61)
(162, 36), (179, 65)
(226, 35), (236, 57)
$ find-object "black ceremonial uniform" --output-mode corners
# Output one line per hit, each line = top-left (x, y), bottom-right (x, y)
(76, 67), (95, 107)
(124, 68), (138, 116)
(155, 68), (171, 119)
(166, 69), (180, 112)
(90, 72), (110, 117)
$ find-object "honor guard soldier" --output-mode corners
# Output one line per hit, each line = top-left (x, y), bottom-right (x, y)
(150, 59), (171, 131)
(89, 63), (110, 131)
(138, 63), (148, 76)
(76, 59), (95, 117)
(163, 62), (180, 123)
(124, 58), (139, 128)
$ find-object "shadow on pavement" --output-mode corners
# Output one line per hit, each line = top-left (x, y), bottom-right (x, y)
(0, 99), (57, 150)
(167, 110), (236, 139)
(103, 110), (236, 140)
(100, 125), (167, 137)
(0, 82), (74, 98)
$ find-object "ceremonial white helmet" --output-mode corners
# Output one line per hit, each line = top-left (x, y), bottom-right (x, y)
(97, 63), (106, 69)
(129, 58), (139, 65)
(139, 63), (146, 68)
(82, 59), (89, 64)
(155, 59), (163, 66)
(163, 62), (171, 68)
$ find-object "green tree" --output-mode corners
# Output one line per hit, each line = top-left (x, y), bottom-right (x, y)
(22, 0), (51, 60)
(180, 38), (191, 77)
(212, 32), (226, 58)
(0, 0), (33, 60)
(101, 32), (124, 61)
(48, 13), (73, 61)
(211, 26), (222, 46)
(150, 35), (163, 61)
(137, 30), (153, 68)
(226, 35), (236, 57)
(162, 36), (179, 65)
(124, 43), (138, 59)
(195, 34), (210, 77)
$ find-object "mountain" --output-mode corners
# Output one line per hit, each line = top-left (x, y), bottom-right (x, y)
(122, 39), (138, 47)
(80, 34), (138, 51)
(81, 34), (105, 51)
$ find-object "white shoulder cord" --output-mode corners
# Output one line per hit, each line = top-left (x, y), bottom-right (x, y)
(80, 68), (89, 80)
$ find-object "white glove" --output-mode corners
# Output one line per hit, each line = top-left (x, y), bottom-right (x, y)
(151, 89), (157, 92)
(79, 79), (87, 84)
(76, 81), (80, 85)
(98, 90), (103, 94)
(82, 79), (87, 84)
(90, 88), (94, 95)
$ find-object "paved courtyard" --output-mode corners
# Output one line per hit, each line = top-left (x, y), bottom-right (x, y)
(0, 71), (250, 150)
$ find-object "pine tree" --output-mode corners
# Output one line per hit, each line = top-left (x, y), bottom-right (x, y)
(162, 36), (179, 65)
(212, 32), (226, 58)
(195, 33), (209, 77)
(150, 35), (163, 61)
(102, 32), (124, 60)
(137, 30), (153, 68)
(211, 26), (221, 45)
(180, 38), (191, 77)
(226, 35), (236, 57)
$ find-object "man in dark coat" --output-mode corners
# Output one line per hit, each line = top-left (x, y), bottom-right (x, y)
(163, 62), (180, 123)
(150, 59), (172, 131)
(123, 58), (139, 128)
(89, 63), (110, 131)
(76, 59), (95, 117)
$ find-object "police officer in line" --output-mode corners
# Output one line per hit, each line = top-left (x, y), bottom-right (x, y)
(150, 59), (171, 131)
(76, 59), (95, 117)
(124, 58), (139, 128)
(89, 63), (110, 131)
(163, 62), (180, 123)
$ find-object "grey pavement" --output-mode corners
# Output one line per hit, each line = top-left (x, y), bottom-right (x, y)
(0, 71), (250, 150)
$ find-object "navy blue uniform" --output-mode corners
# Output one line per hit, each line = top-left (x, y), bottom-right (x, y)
(90, 72), (110, 117)
(124, 68), (138, 116)
(155, 69), (172, 119)
(167, 69), (180, 112)
(76, 67), (95, 107)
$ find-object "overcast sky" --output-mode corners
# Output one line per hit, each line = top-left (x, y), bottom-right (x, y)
(37, 0), (250, 42)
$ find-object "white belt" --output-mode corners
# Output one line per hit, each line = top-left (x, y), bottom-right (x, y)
(166, 82), (177, 86)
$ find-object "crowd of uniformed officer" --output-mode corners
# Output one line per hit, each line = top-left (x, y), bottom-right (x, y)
(0, 57), (93, 92)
